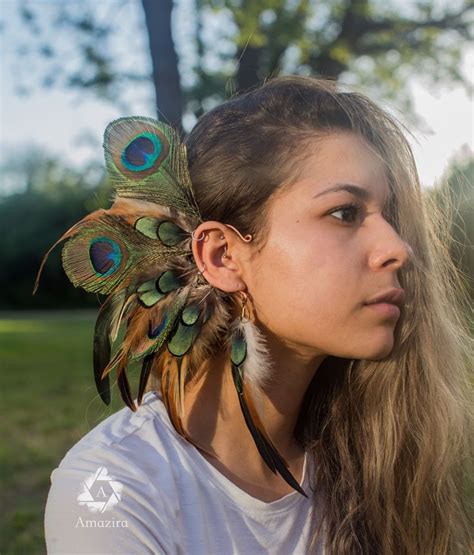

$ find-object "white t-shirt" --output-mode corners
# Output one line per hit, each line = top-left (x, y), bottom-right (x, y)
(45, 390), (325, 554)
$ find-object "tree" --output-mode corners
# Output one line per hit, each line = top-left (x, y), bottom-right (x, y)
(142, 0), (183, 129)
(7, 0), (473, 128)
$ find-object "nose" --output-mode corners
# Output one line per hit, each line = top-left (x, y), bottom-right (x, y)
(368, 219), (413, 272)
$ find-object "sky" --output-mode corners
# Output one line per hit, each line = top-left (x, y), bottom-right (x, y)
(0, 1), (472, 194)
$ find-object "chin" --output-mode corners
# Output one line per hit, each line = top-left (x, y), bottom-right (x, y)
(360, 341), (395, 360)
(341, 335), (395, 361)
(334, 342), (394, 362)
(357, 325), (398, 359)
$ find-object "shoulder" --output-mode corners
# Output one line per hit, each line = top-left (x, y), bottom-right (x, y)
(53, 390), (180, 499)
(44, 391), (181, 554)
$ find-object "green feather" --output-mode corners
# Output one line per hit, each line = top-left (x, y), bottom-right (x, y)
(134, 216), (161, 239)
(130, 291), (189, 360)
(158, 270), (183, 293)
(231, 328), (247, 367)
(137, 270), (184, 308)
(136, 280), (165, 307)
(166, 302), (202, 356)
(157, 221), (189, 246)
(167, 320), (201, 356)
(181, 303), (200, 325)
(134, 217), (189, 247)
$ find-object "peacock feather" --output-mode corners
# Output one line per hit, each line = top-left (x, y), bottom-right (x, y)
(33, 117), (208, 411)
(104, 117), (201, 222)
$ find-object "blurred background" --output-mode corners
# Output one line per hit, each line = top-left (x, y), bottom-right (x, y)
(0, 0), (472, 552)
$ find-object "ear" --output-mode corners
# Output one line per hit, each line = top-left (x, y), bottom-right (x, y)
(191, 221), (247, 293)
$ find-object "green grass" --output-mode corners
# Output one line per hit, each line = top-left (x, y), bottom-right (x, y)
(0, 311), (134, 555)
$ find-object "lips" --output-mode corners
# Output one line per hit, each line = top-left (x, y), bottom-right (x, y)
(365, 288), (406, 309)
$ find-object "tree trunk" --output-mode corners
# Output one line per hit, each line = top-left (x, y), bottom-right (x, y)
(141, 0), (183, 132)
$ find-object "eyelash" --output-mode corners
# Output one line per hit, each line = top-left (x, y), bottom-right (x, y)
(328, 202), (364, 224)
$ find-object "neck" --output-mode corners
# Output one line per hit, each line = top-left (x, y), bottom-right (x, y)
(183, 326), (326, 467)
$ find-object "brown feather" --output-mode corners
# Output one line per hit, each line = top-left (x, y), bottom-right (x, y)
(108, 197), (196, 233)
(158, 350), (218, 459)
(178, 288), (231, 385)
(166, 355), (185, 435)
(128, 303), (166, 357)
(159, 350), (171, 410)
(110, 291), (137, 342)
(178, 355), (188, 418)
(101, 346), (127, 380)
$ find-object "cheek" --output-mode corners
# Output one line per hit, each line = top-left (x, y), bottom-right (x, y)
(249, 235), (357, 336)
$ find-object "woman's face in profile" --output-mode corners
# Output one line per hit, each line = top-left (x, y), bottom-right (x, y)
(245, 131), (411, 361)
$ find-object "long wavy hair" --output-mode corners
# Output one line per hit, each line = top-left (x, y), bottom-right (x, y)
(180, 75), (473, 554)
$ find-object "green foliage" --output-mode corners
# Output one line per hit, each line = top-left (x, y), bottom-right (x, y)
(164, 0), (474, 120)
(10, 1), (473, 124)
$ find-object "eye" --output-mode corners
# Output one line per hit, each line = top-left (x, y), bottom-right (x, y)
(327, 202), (364, 224)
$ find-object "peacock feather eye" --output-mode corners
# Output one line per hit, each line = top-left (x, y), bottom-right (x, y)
(89, 237), (122, 277)
(121, 132), (163, 172)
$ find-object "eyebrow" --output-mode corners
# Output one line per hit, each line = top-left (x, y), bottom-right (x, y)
(313, 183), (392, 204)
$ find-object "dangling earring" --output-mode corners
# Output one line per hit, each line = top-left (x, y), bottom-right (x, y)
(231, 290), (270, 385)
(238, 291), (250, 322)
(228, 289), (308, 497)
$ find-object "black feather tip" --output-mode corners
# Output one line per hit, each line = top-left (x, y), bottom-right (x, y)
(231, 363), (308, 498)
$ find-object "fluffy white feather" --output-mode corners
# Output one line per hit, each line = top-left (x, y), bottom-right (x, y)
(238, 318), (274, 388)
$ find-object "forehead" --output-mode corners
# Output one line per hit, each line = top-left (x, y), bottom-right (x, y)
(293, 131), (391, 202)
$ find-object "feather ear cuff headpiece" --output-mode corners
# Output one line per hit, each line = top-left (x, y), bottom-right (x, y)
(33, 116), (307, 498)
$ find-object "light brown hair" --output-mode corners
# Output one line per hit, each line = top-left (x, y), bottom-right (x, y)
(183, 75), (473, 553)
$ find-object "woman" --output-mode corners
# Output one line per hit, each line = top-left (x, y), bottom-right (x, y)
(43, 76), (472, 554)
